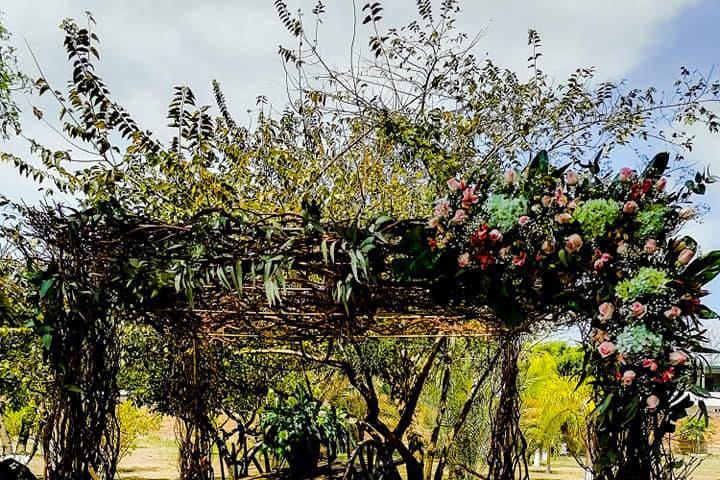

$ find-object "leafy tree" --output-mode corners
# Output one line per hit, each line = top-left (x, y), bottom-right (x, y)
(521, 347), (593, 474)
(115, 399), (161, 463)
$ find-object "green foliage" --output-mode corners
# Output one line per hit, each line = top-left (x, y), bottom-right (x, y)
(260, 389), (349, 470)
(675, 418), (711, 454)
(521, 347), (593, 460)
(574, 199), (621, 238)
(116, 399), (161, 462)
(615, 267), (670, 302)
(486, 194), (528, 232)
(635, 204), (669, 239)
(0, 14), (30, 139)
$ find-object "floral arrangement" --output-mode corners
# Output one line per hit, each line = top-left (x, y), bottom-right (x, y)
(426, 151), (719, 475)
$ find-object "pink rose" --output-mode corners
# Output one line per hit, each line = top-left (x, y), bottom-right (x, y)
(504, 169), (517, 184)
(512, 251), (527, 267)
(646, 394), (660, 412)
(678, 248), (694, 265)
(461, 187), (479, 208)
(565, 170), (579, 186)
(623, 200), (638, 215)
(434, 200), (450, 218)
(594, 259), (605, 271)
(428, 217), (440, 228)
(631, 301), (647, 318)
(541, 239), (556, 255)
(457, 252), (470, 268)
(598, 302), (615, 321)
(447, 177), (464, 191)
(565, 234), (584, 254)
(642, 359), (658, 372)
(622, 370), (636, 386)
(555, 189), (568, 207)
(655, 177), (667, 191)
(451, 209), (467, 224)
(644, 239), (658, 255)
(664, 306), (681, 319)
(518, 215), (530, 226)
(598, 341), (616, 358)
(601, 253), (611, 262)
(619, 167), (634, 183)
(669, 350), (688, 365)
(541, 195), (552, 208)
(489, 229), (503, 243)
(555, 213), (573, 224)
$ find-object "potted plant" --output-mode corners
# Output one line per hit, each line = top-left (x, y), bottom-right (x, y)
(260, 389), (348, 478)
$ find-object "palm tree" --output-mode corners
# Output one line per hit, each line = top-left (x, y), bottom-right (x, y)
(521, 350), (594, 474)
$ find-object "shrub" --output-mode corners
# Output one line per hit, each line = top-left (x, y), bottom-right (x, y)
(116, 399), (162, 462)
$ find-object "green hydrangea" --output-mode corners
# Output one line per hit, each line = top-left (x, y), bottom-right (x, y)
(615, 324), (664, 357)
(573, 199), (621, 238)
(486, 194), (528, 232)
(615, 267), (669, 302)
(635, 204), (668, 239)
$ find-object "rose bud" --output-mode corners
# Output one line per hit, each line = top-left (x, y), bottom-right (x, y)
(489, 229), (503, 243)
(622, 370), (636, 386)
(619, 167), (634, 183)
(451, 209), (467, 224)
(457, 253), (470, 268)
(664, 306), (681, 319)
(669, 350), (688, 365)
(565, 170), (579, 186)
(565, 234), (584, 254)
(598, 302), (615, 321)
(598, 341), (616, 358)
(447, 177), (464, 191)
(631, 301), (647, 318)
(504, 169), (517, 184)
(623, 200), (638, 215)
(541, 195), (552, 208)
(642, 359), (658, 372)
(678, 248), (695, 265)
(541, 239), (556, 255)
(655, 177), (667, 191)
(646, 394), (660, 412)
(644, 239), (658, 255)
(555, 213), (573, 224)
(518, 215), (530, 226)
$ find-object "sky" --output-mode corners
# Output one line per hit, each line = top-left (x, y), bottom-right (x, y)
(2, 0), (720, 320)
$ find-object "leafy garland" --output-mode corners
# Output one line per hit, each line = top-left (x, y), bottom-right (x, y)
(426, 151), (719, 477)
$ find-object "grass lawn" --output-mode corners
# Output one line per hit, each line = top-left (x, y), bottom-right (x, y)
(26, 417), (720, 479)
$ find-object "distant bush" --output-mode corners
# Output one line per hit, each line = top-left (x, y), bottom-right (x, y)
(676, 418), (712, 454)
(116, 399), (162, 462)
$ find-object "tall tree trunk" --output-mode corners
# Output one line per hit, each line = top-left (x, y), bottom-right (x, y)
(486, 337), (527, 480)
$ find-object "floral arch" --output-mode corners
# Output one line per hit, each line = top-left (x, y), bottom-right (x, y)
(15, 148), (719, 480)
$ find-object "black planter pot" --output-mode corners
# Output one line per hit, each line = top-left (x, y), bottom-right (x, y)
(286, 439), (321, 478)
